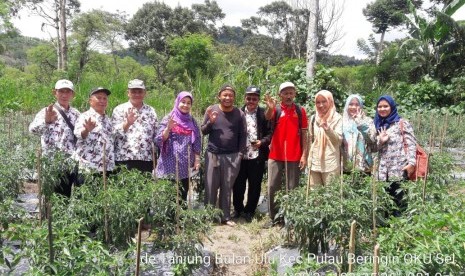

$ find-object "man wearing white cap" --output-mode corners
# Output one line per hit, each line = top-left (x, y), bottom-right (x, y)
(263, 81), (309, 227)
(29, 79), (80, 197)
(111, 79), (158, 173)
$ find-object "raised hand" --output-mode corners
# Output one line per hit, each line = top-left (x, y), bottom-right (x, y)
(125, 108), (138, 127)
(377, 127), (389, 144)
(206, 107), (218, 124)
(320, 121), (329, 131)
(167, 115), (177, 130)
(83, 118), (97, 133)
(263, 94), (277, 110)
(45, 104), (58, 124)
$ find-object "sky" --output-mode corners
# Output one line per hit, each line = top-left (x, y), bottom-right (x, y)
(11, 0), (465, 59)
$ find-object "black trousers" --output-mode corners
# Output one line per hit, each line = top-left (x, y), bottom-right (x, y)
(233, 158), (266, 215)
(171, 178), (189, 201)
(55, 170), (78, 197)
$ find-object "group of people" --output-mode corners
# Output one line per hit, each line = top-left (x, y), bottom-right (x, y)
(30, 79), (417, 227)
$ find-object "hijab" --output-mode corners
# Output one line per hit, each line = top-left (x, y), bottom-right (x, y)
(374, 95), (401, 131)
(342, 94), (373, 169)
(314, 90), (336, 160)
(170, 91), (199, 144)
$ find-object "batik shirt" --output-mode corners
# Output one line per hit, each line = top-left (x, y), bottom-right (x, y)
(29, 103), (80, 156)
(375, 120), (416, 182)
(74, 108), (115, 172)
(112, 102), (158, 162)
(244, 108), (259, 160)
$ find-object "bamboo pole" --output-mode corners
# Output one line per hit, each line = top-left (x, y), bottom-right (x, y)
(37, 147), (43, 224)
(373, 244), (380, 275)
(151, 142), (157, 181)
(422, 153), (431, 203)
(371, 158), (378, 238)
(439, 114), (448, 153)
(428, 118), (435, 153)
(284, 141), (288, 193)
(175, 153), (180, 235)
(306, 142), (315, 204)
(348, 220), (356, 272)
(134, 217), (144, 276)
(103, 141), (109, 244)
(187, 144), (193, 210)
(340, 151), (344, 214)
(47, 201), (54, 265)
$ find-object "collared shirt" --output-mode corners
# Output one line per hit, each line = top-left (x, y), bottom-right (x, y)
(29, 102), (80, 156)
(74, 108), (114, 172)
(244, 107), (259, 160)
(269, 103), (308, 161)
(112, 102), (158, 162)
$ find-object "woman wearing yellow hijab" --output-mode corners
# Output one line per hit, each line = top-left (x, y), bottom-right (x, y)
(308, 90), (343, 186)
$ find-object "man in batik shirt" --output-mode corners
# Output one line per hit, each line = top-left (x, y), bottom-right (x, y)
(74, 87), (114, 173)
(29, 79), (80, 197)
(111, 79), (158, 173)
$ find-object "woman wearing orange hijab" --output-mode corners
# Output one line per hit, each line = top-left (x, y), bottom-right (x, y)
(308, 90), (343, 186)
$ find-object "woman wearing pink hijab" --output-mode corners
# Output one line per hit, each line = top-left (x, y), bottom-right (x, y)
(156, 91), (201, 200)
(308, 90), (343, 186)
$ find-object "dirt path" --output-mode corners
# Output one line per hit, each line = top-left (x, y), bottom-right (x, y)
(203, 216), (283, 275)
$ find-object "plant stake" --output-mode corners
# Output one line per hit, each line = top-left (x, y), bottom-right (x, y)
(151, 142), (157, 181)
(175, 153), (180, 234)
(348, 220), (356, 272)
(135, 217), (144, 276)
(373, 243), (380, 275)
(103, 141), (109, 244)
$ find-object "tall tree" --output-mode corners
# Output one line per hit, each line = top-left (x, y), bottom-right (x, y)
(70, 9), (127, 81)
(306, 0), (319, 78)
(363, 0), (422, 65)
(20, 0), (80, 70)
(191, 0), (225, 37)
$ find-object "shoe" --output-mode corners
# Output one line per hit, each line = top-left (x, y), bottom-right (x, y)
(243, 212), (253, 223)
(222, 220), (236, 227)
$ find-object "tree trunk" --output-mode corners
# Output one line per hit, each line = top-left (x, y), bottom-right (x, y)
(306, 0), (319, 79)
(55, 5), (62, 70)
(375, 30), (385, 66)
(59, 0), (68, 71)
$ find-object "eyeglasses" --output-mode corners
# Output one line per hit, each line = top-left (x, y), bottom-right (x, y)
(246, 97), (259, 102)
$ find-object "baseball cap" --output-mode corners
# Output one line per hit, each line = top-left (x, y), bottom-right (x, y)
(89, 87), (111, 97)
(279, 82), (296, 93)
(245, 86), (261, 96)
(55, 79), (74, 91)
(128, 79), (145, 89)
(218, 84), (236, 95)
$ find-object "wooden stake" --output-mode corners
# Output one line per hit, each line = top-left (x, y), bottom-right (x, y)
(47, 200), (54, 265)
(175, 153), (180, 235)
(103, 141), (109, 244)
(371, 158), (378, 238)
(37, 147), (43, 224)
(306, 142), (315, 204)
(439, 114), (448, 153)
(134, 217), (144, 276)
(151, 142), (157, 181)
(428, 117), (435, 153)
(187, 144), (192, 210)
(373, 243), (380, 275)
(348, 220), (356, 272)
(284, 141), (288, 193)
(422, 153), (431, 203)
